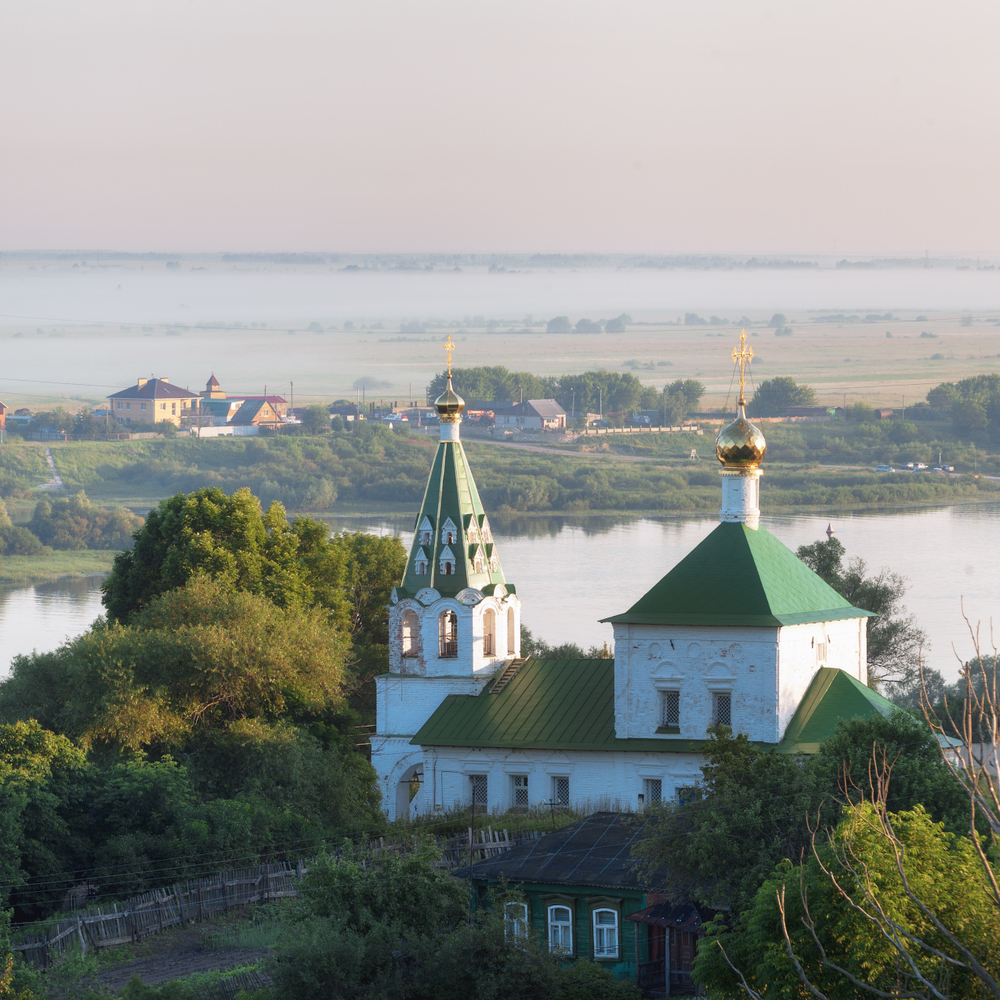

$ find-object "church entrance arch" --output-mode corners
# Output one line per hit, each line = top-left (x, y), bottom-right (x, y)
(389, 753), (425, 820)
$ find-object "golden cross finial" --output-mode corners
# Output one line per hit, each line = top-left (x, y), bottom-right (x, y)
(443, 335), (456, 377)
(732, 329), (754, 405)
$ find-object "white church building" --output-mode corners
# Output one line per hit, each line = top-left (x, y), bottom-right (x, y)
(372, 339), (893, 819)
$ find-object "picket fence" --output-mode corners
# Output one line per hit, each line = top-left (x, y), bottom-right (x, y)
(11, 826), (540, 970)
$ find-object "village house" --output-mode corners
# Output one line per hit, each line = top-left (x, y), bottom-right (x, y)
(459, 812), (704, 993)
(493, 399), (567, 431)
(107, 378), (200, 427)
(372, 337), (897, 825)
(197, 375), (289, 428)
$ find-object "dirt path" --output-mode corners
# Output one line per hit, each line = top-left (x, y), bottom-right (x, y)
(37, 448), (67, 492)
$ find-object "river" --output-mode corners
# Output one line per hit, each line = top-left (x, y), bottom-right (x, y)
(2, 503), (991, 683)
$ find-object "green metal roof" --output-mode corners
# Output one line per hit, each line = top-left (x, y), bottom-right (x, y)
(400, 439), (508, 597)
(602, 521), (874, 628)
(410, 658), (774, 754)
(775, 666), (897, 754)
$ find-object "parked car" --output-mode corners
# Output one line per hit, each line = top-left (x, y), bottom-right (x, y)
(940, 464), (955, 472)
(902, 462), (915, 470)
(913, 462), (929, 470)
(876, 464), (895, 472)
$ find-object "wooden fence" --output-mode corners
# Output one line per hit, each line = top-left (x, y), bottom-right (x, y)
(11, 826), (539, 969)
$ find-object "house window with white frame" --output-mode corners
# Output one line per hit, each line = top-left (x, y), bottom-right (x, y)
(592, 908), (618, 959)
(660, 689), (680, 729)
(552, 776), (569, 806)
(547, 905), (573, 954)
(713, 692), (731, 727)
(505, 901), (528, 943)
(511, 774), (528, 809)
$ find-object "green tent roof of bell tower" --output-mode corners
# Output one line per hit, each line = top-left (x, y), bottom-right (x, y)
(399, 439), (508, 597)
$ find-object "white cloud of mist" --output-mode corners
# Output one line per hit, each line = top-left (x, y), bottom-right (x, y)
(2, 0), (998, 253)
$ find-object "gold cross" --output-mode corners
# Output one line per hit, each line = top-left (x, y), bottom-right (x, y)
(443, 335), (456, 377)
(732, 329), (754, 405)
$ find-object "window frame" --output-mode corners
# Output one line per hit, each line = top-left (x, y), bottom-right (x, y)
(591, 907), (619, 960)
(470, 773), (488, 808)
(643, 777), (662, 806)
(713, 691), (732, 728)
(505, 900), (529, 944)
(547, 903), (573, 955)
(511, 773), (529, 809)
(438, 610), (458, 658)
(401, 609), (419, 658)
(552, 775), (569, 806)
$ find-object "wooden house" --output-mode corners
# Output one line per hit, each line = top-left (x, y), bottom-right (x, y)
(457, 812), (706, 995)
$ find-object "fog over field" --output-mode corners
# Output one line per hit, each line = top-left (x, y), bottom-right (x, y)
(2, 259), (1000, 410)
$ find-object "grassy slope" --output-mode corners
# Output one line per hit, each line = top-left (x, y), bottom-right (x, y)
(33, 429), (1000, 519)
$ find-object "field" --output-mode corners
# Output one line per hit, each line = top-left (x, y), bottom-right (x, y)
(1, 258), (1000, 415)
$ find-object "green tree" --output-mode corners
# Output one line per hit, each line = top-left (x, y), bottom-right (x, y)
(695, 803), (1000, 1000)
(28, 491), (143, 551)
(101, 487), (322, 621)
(797, 537), (925, 688)
(301, 405), (331, 434)
(749, 377), (817, 417)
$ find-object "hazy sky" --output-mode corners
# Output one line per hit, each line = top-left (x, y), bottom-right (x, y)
(2, 1), (998, 254)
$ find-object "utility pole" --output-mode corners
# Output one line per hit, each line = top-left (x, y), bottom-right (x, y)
(599, 387), (603, 420)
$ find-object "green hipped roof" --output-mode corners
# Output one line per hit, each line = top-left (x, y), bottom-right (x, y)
(411, 659), (895, 756)
(602, 521), (874, 628)
(775, 666), (898, 753)
(400, 439), (507, 597)
(410, 658), (772, 754)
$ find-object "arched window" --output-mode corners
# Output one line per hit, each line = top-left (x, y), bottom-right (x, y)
(507, 606), (517, 656)
(401, 610), (419, 657)
(414, 559), (428, 576)
(483, 608), (496, 657)
(473, 547), (485, 574)
(418, 517), (433, 546)
(441, 517), (457, 545)
(548, 906), (572, 954)
(592, 909), (618, 959)
(439, 610), (458, 657)
(439, 545), (456, 575)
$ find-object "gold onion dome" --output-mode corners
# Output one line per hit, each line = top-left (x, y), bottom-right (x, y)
(435, 376), (465, 422)
(716, 402), (767, 467)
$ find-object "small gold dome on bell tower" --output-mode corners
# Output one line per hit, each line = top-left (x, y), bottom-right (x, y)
(434, 335), (465, 423)
(716, 405), (767, 467)
(715, 329), (767, 467)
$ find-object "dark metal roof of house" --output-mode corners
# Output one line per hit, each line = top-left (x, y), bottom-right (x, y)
(108, 379), (198, 401)
(456, 813), (662, 889)
(494, 399), (566, 418)
(231, 399), (276, 425)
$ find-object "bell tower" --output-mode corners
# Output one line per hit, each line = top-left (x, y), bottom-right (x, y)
(374, 339), (521, 816)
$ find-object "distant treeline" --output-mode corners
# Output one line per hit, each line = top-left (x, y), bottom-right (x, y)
(0, 493), (142, 557)
(27, 426), (999, 517)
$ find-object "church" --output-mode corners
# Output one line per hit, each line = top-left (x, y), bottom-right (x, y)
(371, 337), (895, 820)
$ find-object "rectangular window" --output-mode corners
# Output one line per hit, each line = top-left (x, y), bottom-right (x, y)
(160, 402), (166, 410)
(714, 692), (731, 727)
(171, 403), (176, 415)
(505, 901), (528, 943)
(470, 774), (488, 807)
(644, 778), (662, 805)
(512, 774), (529, 809)
(552, 776), (569, 806)
(660, 690), (680, 728)
(116, 402), (122, 410)
(125, 403), (130, 410)
(816, 642), (827, 663)
(140, 402), (146, 411)
(548, 905), (573, 954)
(592, 909), (619, 959)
